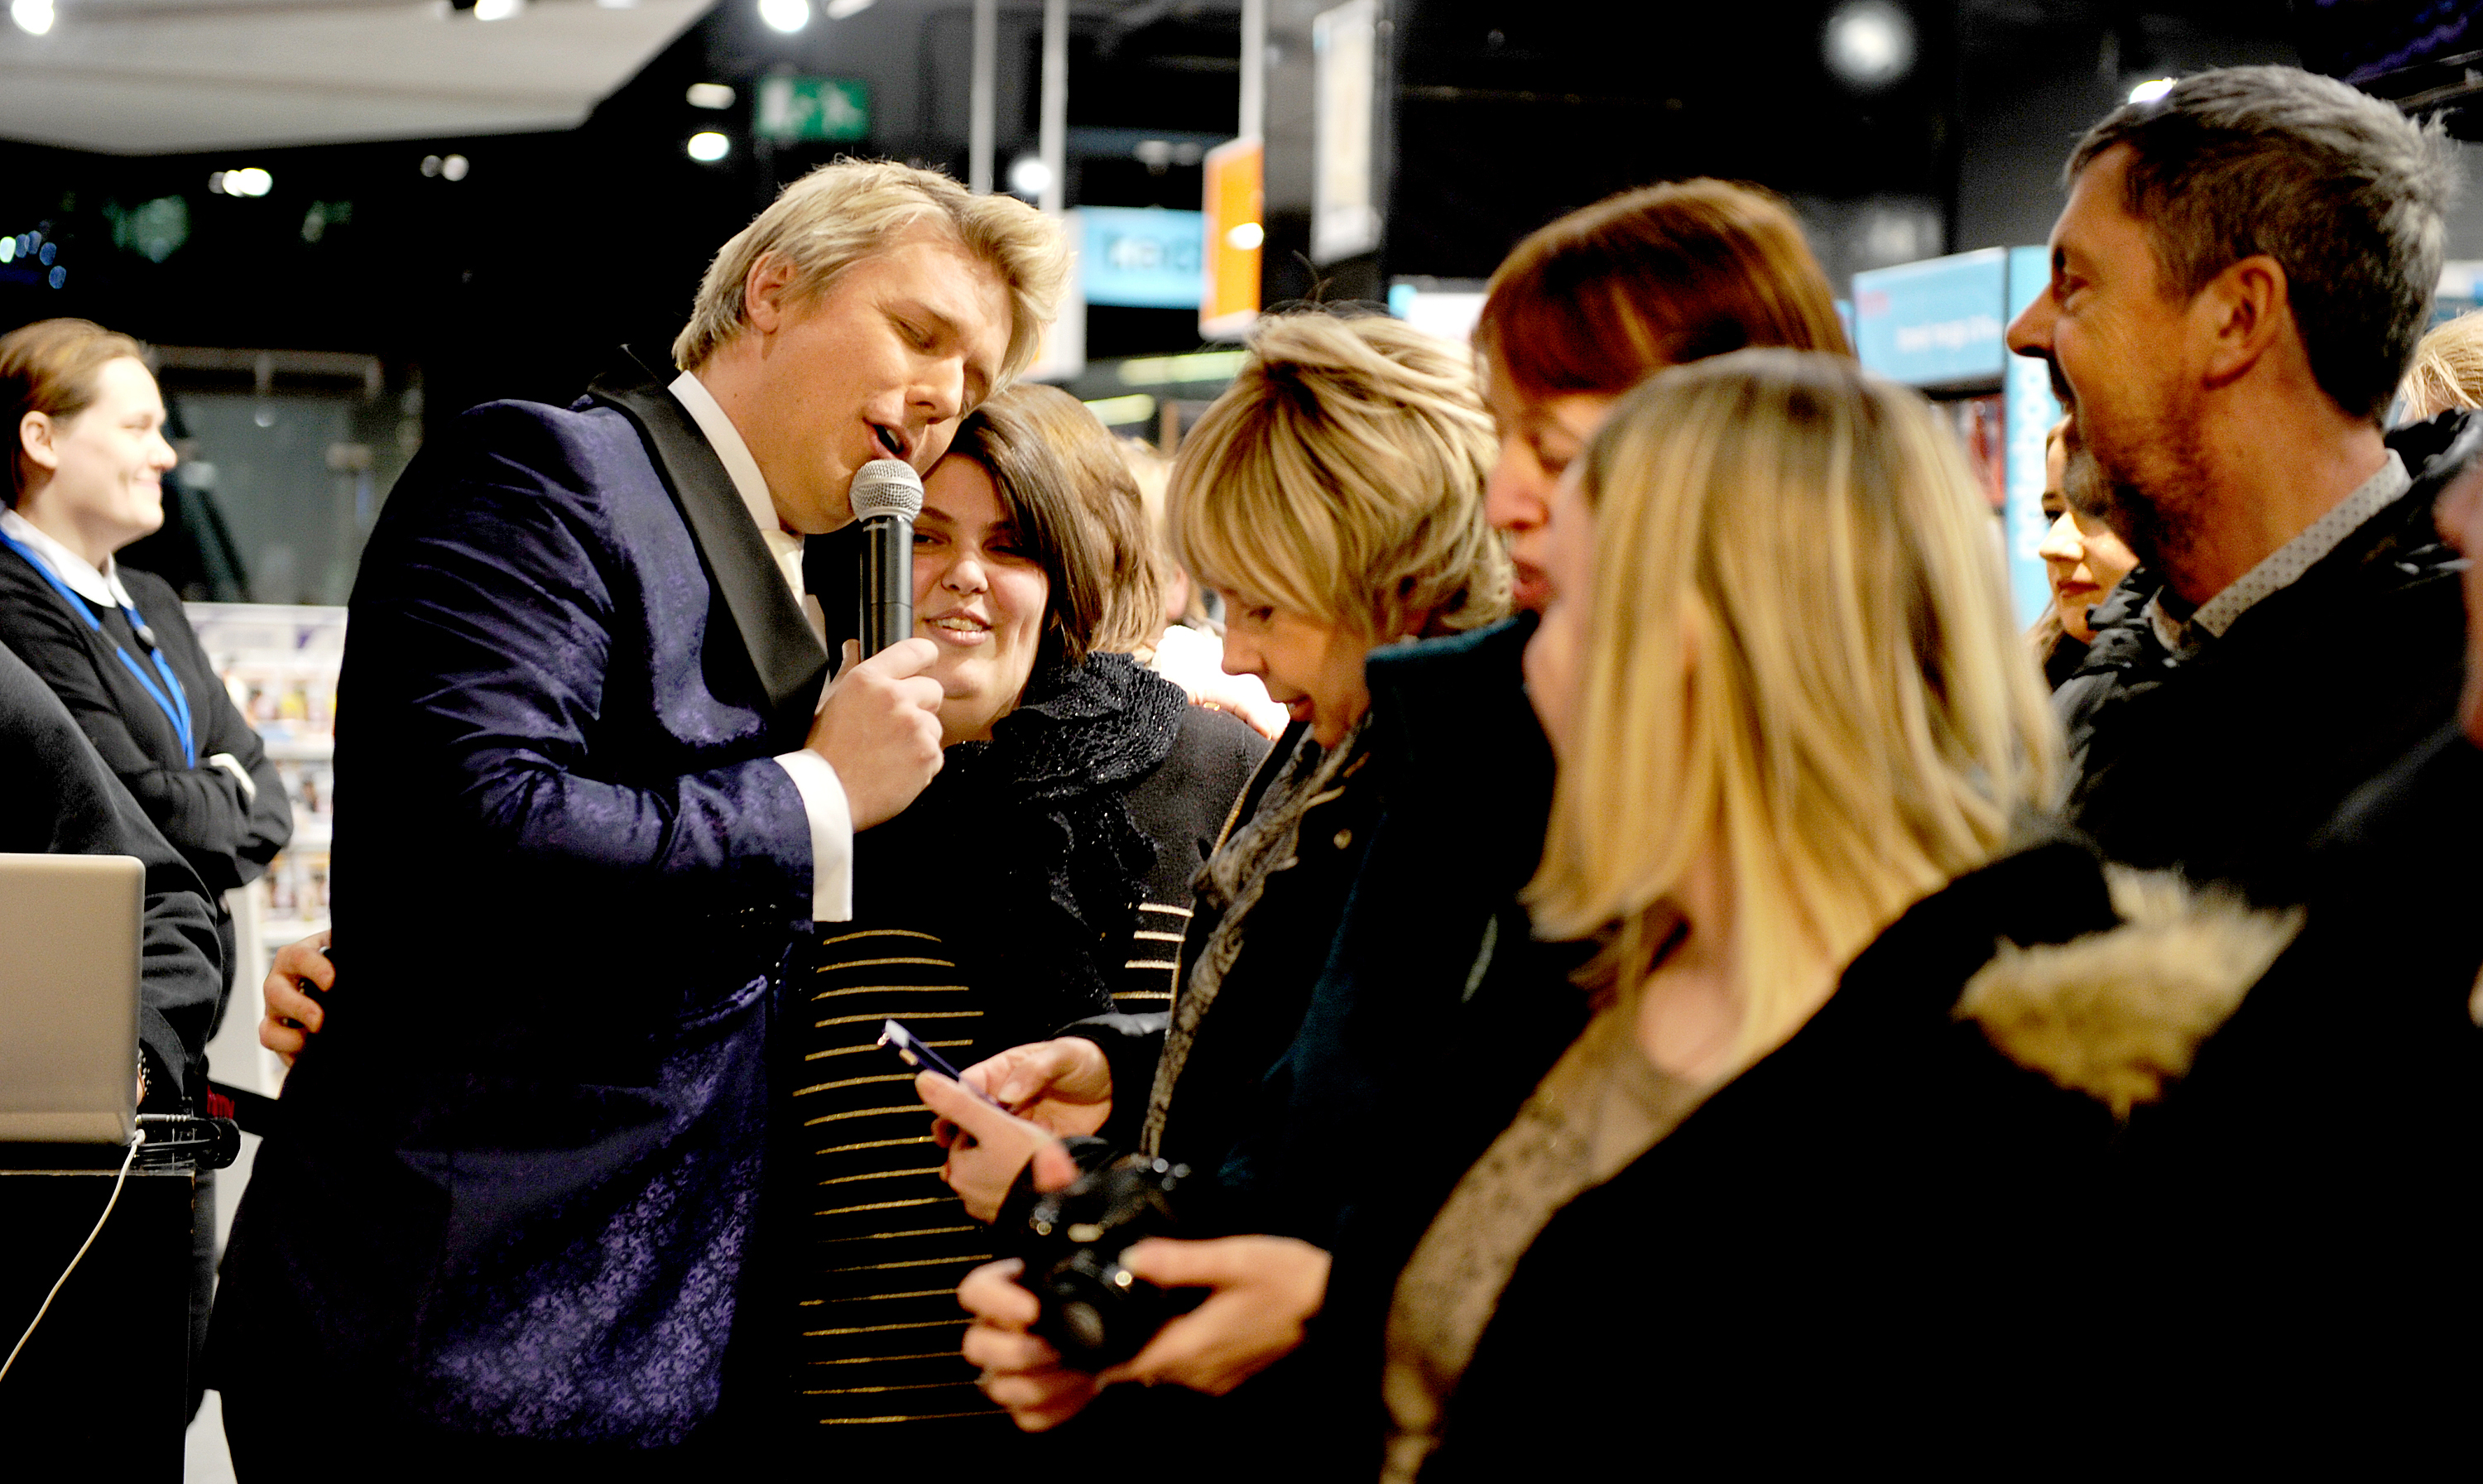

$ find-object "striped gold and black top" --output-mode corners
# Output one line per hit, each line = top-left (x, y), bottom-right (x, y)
(777, 907), (1187, 1434)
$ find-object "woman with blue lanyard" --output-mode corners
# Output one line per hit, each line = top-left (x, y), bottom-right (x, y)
(0, 317), (291, 1415)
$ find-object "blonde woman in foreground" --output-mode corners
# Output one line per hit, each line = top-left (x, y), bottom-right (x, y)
(1383, 350), (2295, 1477)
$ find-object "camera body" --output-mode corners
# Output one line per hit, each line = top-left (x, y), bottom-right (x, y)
(1011, 1155), (1194, 1371)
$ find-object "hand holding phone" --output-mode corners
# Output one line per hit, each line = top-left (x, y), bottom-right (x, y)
(879, 1020), (1009, 1112)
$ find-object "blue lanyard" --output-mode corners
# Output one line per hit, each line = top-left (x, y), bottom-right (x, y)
(0, 530), (195, 767)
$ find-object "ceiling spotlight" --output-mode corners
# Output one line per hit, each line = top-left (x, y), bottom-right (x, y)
(688, 132), (732, 163)
(10, 0), (52, 36)
(1006, 155), (1053, 199)
(687, 83), (737, 110)
(1823, 0), (1915, 91)
(757, 0), (809, 33)
(420, 155), (443, 176)
(825, 0), (874, 16)
(442, 153), (469, 180)
(473, 0), (521, 17)
(2128, 76), (2176, 104)
(209, 167), (274, 198)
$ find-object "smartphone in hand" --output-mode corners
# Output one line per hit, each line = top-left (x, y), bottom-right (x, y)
(879, 1020), (1010, 1112)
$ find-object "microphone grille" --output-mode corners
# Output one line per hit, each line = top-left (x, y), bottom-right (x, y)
(851, 458), (924, 521)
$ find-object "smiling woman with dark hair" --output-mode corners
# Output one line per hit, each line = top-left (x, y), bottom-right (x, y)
(745, 382), (1268, 1455)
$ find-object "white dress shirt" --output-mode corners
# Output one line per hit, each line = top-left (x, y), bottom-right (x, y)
(0, 505), (255, 798)
(668, 370), (853, 923)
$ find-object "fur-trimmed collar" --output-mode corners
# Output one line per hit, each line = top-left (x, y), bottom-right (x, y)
(1957, 869), (2303, 1117)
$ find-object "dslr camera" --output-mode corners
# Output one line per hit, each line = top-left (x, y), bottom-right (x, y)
(1011, 1155), (1197, 1371)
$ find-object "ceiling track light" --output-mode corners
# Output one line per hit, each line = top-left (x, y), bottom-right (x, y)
(757, 0), (809, 34)
(10, 0), (53, 36)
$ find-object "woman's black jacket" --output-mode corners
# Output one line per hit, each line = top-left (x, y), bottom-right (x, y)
(1422, 837), (2134, 1478)
(0, 550), (291, 999)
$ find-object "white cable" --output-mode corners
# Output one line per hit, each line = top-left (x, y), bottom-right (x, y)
(0, 1131), (141, 1385)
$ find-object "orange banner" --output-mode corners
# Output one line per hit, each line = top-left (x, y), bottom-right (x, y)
(1201, 136), (1263, 341)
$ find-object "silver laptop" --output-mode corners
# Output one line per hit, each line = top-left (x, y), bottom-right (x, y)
(0, 852), (142, 1144)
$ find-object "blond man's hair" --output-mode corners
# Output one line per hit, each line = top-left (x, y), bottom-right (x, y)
(672, 159), (1067, 388)
(1529, 350), (2063, 1067)
(1167, 312), (1507, 638)
(2399, 309), (2483, 421)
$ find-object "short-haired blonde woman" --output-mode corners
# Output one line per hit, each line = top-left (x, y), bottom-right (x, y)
(2399, 309), (2483, 423)
(1389, 352), (2288, 1477)
(928, 309), (1505, 1421)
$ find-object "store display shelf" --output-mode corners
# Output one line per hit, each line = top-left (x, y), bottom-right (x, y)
(262, 736), (336, 762)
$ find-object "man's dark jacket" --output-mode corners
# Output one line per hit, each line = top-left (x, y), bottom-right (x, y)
(2058, 411), (2483, 900)
(212, 350), (830, 1447)
(0, 637), (220, 1107)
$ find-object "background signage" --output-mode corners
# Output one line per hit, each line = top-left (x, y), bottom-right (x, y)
(1201, 137), (1263, 340)
(2003, 244), (2062, 627)
(1851, 247), (2010, 389)
(754, 75), (871, 142)
(1080, 206), (1204, 310)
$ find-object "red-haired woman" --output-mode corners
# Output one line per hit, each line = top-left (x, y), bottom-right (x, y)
(946, 181), (1854, 1472)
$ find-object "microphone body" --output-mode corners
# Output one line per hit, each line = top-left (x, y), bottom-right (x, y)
(850, 459), (925, 658)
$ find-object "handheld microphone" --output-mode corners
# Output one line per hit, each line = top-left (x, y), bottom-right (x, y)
(850, 458), (924, 658)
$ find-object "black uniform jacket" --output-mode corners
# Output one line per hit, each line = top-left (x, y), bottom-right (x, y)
(0, 544), (291, 994)
(0, 637), (221, 1107)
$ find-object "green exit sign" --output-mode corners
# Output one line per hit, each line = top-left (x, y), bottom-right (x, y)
(755, 76), (871, 142)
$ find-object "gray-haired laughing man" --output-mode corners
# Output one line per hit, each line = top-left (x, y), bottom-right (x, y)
(2006, 65), (2482, 900)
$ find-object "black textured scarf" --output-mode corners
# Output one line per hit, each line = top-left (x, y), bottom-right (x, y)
(853, 651), (1189, 1040)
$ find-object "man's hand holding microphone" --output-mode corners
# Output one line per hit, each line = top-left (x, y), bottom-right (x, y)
(809, 456), (944, 831)
(808, 637), (944, 829)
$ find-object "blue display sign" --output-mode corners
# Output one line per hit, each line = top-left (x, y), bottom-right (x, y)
(2002, 245), (2063, 627)
(1080, 208), (1206, 310)
(1851, 247), (2010, 389)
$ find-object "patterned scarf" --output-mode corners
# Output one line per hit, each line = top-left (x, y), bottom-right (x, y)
(856, 652), (1188, 1038)
(1140, 714), (1369, 1155)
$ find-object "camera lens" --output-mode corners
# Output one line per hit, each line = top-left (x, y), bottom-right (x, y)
(1063, 1300), (1107, 1352)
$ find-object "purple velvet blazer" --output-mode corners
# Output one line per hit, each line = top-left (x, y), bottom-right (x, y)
(213, 350), (831, 1445)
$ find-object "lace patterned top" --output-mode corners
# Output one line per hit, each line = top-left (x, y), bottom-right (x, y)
(1381, 994), (1704, 1482)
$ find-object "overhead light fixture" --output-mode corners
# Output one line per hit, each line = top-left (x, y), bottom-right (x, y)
(1823, 0), (1915, 91)
(687, 83), (737, 110)
(688, 132), (732, 163)
(441, 153), (469, 180)
(2128, 77), (2176, 104)
(473, 0), (521, 17)
(10, 0), (52, 36)
(1082, 394), (1155, 427)
(209, 168), (274, 198)
(1007, 155), (1053, 199)
(757, 0), (809, 33)
(825, 0), (874, 16)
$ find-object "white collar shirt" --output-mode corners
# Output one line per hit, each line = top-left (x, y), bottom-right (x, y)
(0, 506), (143, 613)
(665, 368), (851, 922)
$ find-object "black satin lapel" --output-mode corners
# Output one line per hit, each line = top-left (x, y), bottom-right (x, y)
(586, 348), (828, 732)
